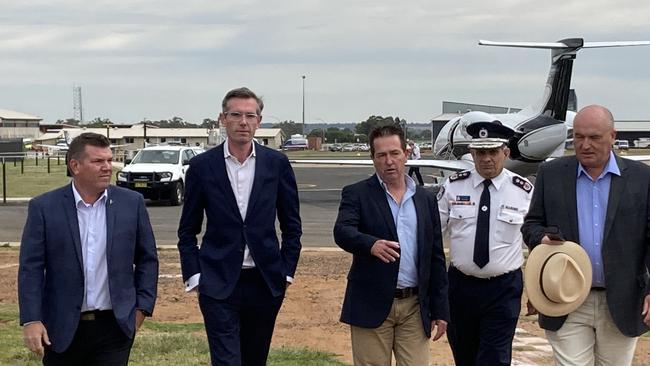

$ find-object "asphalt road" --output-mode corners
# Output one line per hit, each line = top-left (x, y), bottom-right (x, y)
(1, 165), (438, 247)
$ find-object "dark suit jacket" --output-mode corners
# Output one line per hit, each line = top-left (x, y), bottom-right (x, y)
(18, 184), (158, 353)
(333, 175), (450, 337)
(177, 142), (302, 299)
(522, 155), (650, 337)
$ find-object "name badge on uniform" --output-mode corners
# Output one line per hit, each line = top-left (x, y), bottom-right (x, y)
(451, 195), (474, 206)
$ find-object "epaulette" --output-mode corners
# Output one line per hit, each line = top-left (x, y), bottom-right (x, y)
(449, 171), (471, 182)
(512, 176), (532, 193)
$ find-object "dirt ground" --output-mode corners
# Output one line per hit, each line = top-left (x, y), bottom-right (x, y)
(2, 248), (650, 365)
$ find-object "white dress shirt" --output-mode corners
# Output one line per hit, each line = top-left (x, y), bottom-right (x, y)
(438, 169), (532, 278)
(71, 182), (111, 311)
(185, 141), (293, 292)
(223, 140), (257, 268)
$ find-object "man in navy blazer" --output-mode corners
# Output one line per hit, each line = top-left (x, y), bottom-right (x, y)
(18, 133), (158, 365)
(334, 125), (449, 365)
(177, 87), (302, 366)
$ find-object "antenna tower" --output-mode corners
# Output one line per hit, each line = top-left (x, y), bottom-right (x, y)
(73, 85), (84, 123)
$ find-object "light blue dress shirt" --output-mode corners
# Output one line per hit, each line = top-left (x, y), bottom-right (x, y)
(377, 175), (419, 288)
(576, 152), (620, 287)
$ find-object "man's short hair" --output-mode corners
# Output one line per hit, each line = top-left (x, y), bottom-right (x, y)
(67, 132), (111, 162)
(221, 87), (264, 114)
(369, 125), (406, 156)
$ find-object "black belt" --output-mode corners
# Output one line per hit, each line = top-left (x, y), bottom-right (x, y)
(394, 287), (418, 299)
(591, 287), (606, 291)
(80, 310), (113, 321)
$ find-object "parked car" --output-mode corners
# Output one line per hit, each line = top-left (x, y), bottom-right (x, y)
(116, 145), (202, 205)
(328, 144), (342, 152)
(613, 140), (629, 150)
(342, 144), (357, 152)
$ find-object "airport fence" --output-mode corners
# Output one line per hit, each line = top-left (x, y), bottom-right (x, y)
(0, 152), (67, 204)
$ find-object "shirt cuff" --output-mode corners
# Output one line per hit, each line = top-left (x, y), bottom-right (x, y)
(286, 276), (294, 283)
(23, 320), (42, 327)
(185, 273), (200, 292)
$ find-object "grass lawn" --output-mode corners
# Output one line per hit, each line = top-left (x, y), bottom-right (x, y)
(0, 158), (120, 198)
(0, 304), (349, 366)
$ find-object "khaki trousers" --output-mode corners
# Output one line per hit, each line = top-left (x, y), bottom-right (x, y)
(546, 291), (638, 366)
(350, 295), (429, 366)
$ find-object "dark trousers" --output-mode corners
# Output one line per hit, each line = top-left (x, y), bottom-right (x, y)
(199, 268), (285, 366)
(43, 311), (134, 366)
(408, 167), (424, 185)
(447, 267), (523, 366)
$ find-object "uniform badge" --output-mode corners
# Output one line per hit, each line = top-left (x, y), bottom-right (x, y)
(449, 171), (471, 182)
(436, 186), (445, 201)
(456, 195), (470, 202)
(512, 176), (533, 193)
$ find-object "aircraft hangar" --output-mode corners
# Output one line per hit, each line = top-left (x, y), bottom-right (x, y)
(613, 120), (650, 146)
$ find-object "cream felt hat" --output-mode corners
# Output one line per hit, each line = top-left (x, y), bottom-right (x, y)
(525, 241), (592, 317)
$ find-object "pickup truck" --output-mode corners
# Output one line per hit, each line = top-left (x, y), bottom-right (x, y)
(116, 145), (202, 205)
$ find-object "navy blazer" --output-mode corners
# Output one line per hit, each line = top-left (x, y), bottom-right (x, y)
(18, 184), (158, 353)
(522, 155), (650, 337)
(177, 142), (302, 299)
(333, 175), (450, 337)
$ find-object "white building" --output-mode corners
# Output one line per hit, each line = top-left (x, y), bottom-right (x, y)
(0, 109), (42, 139)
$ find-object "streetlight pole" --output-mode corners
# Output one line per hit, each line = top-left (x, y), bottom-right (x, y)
(301, 75), (306, 136)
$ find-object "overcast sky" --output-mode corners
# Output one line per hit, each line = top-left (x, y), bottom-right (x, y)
(2, 0), (650, 124)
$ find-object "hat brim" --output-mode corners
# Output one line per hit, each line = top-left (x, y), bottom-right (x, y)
(468, 138), (508, 149)
(524, 241), (592, 317)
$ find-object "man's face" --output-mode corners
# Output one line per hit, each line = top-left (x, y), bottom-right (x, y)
(219, 97), (262, 146)
(471, 146), (509, 179)
(372, 135), (407, 185)
(70, 145), (113, 194)
(573, 108), (616, 171)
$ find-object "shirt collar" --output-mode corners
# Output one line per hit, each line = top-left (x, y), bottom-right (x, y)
(577, 151), (620, 179)
(71, 181), (108, 207)
(223, 139), (256, 160)
(376, 173), (417, 193)
(471, 168), (507, 190)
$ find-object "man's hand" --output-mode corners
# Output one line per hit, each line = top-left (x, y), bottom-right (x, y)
(431, 319), (447, 341)
(641, 294), (650, 326)
(135, 310), (146, 333)
(540, 236), (563, 245)
(525, 300), (538, 316)
(370, 240), (400, 263)
(23, 321), (50, 358)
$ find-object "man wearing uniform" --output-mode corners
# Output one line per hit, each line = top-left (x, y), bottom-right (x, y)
(437, 114), (533, 366)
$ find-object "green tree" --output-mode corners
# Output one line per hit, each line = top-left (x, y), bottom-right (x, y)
(355, 116), (403, 136)
(83, 117), (112, 127)
(200, 118), (219, 129)
(272, 120), (303, 138)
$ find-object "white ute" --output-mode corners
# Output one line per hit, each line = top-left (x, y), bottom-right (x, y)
(116, 145), (202, 205)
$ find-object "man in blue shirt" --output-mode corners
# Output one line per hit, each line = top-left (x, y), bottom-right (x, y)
(522, 105), (650, 366)
(334, 125), (449, 365)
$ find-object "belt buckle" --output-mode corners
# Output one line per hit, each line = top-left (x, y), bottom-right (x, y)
(80, 312), (96, 321)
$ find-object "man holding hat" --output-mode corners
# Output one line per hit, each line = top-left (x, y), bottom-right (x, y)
(522, 105), (650, 366)
(437, 111), (533, 366)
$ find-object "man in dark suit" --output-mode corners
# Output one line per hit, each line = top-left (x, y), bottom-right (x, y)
(177, 87), (302, 366)
(522, 105), (650, 366)
(334, 125), (449, 365)
(19, 132), (158, 365)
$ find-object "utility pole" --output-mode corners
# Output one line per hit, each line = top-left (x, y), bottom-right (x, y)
(301, 75), (306, 136)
